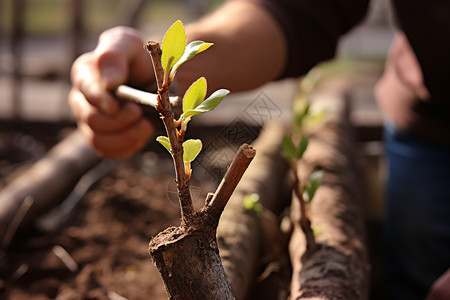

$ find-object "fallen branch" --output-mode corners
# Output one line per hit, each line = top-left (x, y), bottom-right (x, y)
(0, 130), (101, 244)
(216, 121), (290, 299)
(289, 79), (370, 299)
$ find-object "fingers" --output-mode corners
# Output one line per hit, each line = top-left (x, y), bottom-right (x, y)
(79, 118), (153, 159)
(95, 26), (154, 89)
(69, 89), (143, 132)
(71, 26), (153, 115)
(69, 26), (156, 158)
(69, 87), (154, 158)
(71, 53), (121, 116)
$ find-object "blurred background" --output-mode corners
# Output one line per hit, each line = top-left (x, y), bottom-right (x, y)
(0, 0), (394, 122)
(0, 0), (396, 298)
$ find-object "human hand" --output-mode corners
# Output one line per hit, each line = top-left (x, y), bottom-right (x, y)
(425, 269), (450, 300)
(69, 26), (155, 158)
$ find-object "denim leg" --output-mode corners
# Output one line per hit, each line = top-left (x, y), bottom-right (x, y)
(384, 125), (450, 300)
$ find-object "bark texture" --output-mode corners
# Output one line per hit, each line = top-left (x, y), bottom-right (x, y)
(149, 144), (256, 300)
(217, 122), (290, 299)
(149, 226), (234, 300)
(289, 79), (370, 299)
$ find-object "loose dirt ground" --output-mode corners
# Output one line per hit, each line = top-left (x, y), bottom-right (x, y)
(0, 121), (256, 300)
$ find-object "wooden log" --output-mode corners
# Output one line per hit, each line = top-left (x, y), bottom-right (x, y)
(289, 79), (370, 299)
(0, 130), (101, 246)
(217, 122), (290, 299)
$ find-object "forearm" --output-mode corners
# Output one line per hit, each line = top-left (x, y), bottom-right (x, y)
(174, 0), (287, 93)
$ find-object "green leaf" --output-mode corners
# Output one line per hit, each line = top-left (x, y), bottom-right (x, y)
(282, 135), (296, 160)
(171, 40), (213, 77)
(182, 77), (207, 114)
(181, 89), (229, 119)
(297, 136), (309, 159)
(243, 193), (262, 217)
(303, 170), (324, 202)
(161, 20), (186, 73)
(182, 139), (202, 162)
(156, 136), (171, 152)
(294, 103), (310, 127)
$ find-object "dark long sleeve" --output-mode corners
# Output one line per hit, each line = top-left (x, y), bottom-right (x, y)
(393, 0), (450, 106)
(256, 0), (370, 78)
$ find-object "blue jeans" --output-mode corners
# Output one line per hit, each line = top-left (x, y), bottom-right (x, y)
(384, 123), (450, 300)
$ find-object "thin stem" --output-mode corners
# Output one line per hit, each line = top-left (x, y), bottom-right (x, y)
(146, 41), (194, 225)
(292, 166), (318, 255)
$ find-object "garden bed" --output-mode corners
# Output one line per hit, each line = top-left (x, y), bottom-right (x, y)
(0, 121), (265, 300)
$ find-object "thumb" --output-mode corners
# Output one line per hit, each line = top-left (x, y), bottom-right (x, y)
(97, 50), (128, 91)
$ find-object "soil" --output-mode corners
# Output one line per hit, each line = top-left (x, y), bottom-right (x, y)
(0, 120), (261, 300)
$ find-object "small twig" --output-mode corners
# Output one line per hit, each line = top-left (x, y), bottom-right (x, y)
(205, 144), (256, 225)
(292, 168), (318, 255)
(52, 245), (79, 273)
(1, 196), (34, 251)
(114, 84), (180, 109)
(145, 41), (194, 225)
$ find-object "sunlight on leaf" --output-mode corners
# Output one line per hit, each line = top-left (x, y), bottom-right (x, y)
(303, 170), (324, 202)
(297, 136), (309, 159)
(243, 193), (262, 217)
(161, 20), (186, 73)
(156, 136), (171, 153)
(171, 41), (213, 78)
(181, 89), (229, 119)
(182, 139), (202, 162)
(182, 77), (207, 114)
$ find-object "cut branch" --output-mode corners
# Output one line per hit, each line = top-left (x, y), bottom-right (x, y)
(204, 144), (256, 225)
(145, 41), (194, 225)
(149, 144), (256, 300)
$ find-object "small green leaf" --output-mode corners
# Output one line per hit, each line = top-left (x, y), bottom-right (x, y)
(171, 41), (213, 77)
(243, 193), (262, 217)
(181, 89), (229, 119)
(282, 135), (296, 160)
(305, 109), (327, 127)
(156, 136), (171, 152)
(182, 139), (202, 162)
(161, 20), (186, 73)
(297, 136), (309, 159)
(294, 103), (310, 127)
(303, 170), (324, 202)
(182, 77), (207, 114)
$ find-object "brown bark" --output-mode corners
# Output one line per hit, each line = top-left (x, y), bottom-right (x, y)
(0, 130), (100, 246)
(149, 144), (255, 299)
(217, 122), (290, 299)
(149, 226), (233, 300)
(289, 79), (370, 299)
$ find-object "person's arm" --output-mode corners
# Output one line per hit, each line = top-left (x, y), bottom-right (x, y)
(69, 0), (287, 158)
(69, 0), (369, 158)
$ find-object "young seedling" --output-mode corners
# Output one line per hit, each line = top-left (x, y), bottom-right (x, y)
(282, 71), (324, 256)
(143, 20), (255, 299)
